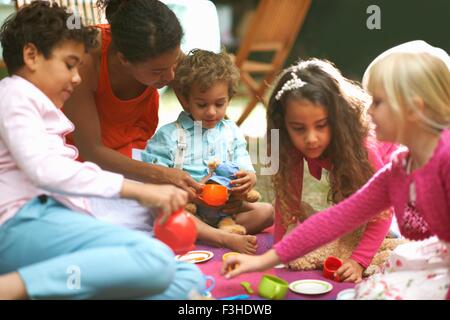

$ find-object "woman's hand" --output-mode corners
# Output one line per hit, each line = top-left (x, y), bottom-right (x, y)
(230, 171), (256, 196)
(335, 258), (364, 283)
(150, 166), (204, 200)
(221, 249), (281, 279)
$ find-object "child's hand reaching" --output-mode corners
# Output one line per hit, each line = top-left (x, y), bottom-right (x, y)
(120, 180), (188, 224)
(230, 171), (256, 196)
(335, 258), (364, 283)
(221, 249), (281, 279)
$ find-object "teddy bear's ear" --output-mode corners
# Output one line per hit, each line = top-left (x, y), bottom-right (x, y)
(206, 158), (221, 172)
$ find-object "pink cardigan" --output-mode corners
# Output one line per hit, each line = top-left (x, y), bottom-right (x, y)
(274, 130), (450, 290)
(273, 139), (397, 268)
(0, 76), (124, 225)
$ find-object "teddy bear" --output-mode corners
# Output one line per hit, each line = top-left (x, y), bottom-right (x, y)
(185, 159), (261, 235)
(283, 202), (408, 276)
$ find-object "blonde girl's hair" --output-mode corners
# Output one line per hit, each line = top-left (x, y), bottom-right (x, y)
(267, 58), (381, 228)
(363, 40), (450, 133)
(174, 48), (240, 100)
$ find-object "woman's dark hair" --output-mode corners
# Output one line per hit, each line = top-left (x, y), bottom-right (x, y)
(97, 0), (183, 62)
(0, 0), (98, 74)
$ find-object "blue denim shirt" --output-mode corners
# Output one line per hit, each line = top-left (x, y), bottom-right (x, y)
(142, 111), (255, 182)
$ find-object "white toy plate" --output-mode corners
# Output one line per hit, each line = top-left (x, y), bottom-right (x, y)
(289, 279), (333, 295)
(175, 250), (214, 263)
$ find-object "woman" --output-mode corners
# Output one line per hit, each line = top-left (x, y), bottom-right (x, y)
(64, 0), (202, 198)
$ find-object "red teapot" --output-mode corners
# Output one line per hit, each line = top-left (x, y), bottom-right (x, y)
(154, 208), (197, 255)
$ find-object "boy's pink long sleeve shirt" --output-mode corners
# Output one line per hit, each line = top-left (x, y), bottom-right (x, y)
(0, 76), (124, 225)
(274, 130), (450, 264)
(274, 140), (397, 268)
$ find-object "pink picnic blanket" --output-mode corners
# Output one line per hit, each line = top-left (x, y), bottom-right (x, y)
(193, 228), (355, 300)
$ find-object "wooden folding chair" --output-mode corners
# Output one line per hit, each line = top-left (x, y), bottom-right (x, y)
(233, 0), (311, 126)
(15, 0), (106, 25)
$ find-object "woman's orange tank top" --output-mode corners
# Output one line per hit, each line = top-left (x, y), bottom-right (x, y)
(68, 24), (159, 158)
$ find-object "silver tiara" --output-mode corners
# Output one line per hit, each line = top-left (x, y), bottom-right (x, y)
(275, 71), (307, 100)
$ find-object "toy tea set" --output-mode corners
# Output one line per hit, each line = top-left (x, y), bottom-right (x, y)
(153, 198), (353, 300)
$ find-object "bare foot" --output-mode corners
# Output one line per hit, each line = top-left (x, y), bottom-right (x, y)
(222, 233), (257, 254)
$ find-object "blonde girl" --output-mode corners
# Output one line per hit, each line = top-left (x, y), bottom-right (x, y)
(223, 41), (450, 299)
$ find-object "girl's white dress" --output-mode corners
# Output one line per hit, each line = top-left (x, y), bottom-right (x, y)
(355, 236), (450, 299)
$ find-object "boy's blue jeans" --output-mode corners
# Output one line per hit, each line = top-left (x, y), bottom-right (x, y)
(0, 197), (205, 299)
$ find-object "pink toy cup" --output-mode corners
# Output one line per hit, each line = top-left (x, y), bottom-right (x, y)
(323, 256), (343, 282)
